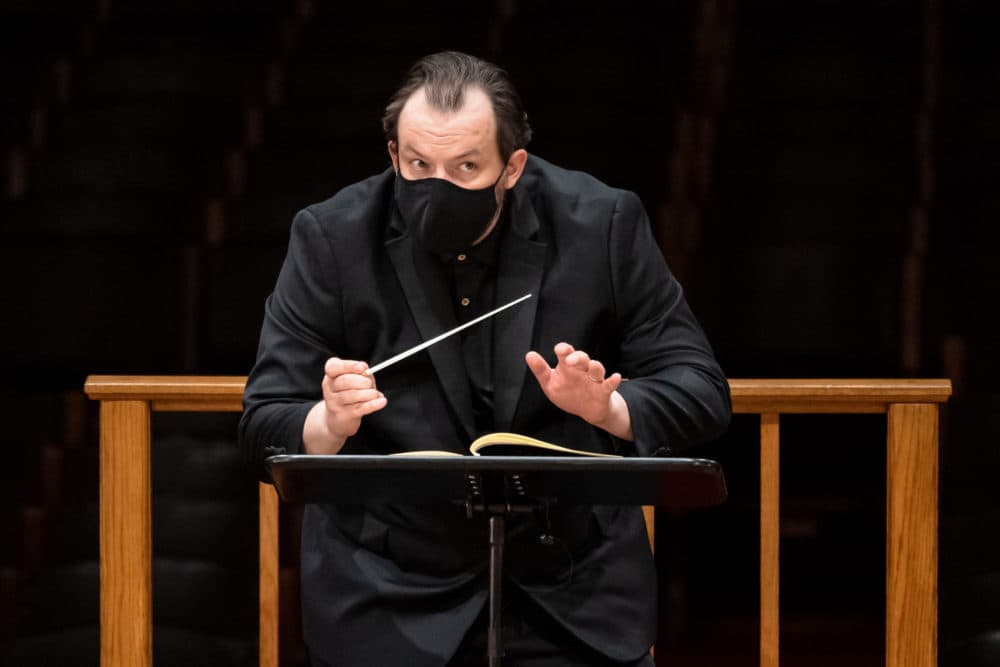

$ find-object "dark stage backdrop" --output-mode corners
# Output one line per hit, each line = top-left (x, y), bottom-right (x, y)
(0, 1), (996, 666)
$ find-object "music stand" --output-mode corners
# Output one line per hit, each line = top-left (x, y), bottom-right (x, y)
(267, 455), (727, 666)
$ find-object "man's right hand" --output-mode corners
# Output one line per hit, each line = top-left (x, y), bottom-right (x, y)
(302, 358), (387, 454)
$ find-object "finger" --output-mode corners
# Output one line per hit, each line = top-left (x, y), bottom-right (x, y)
(321, 372), (341, 399)
(330, 372), (378, 392)
(553, 342), (575, 361)
(323, 357), (341, 376)
(324, 357), (351, 376)
(564, 350), (591, 371)
(587, 359), (606, 381)
(355, 394), (388, 416)
(323, 370), (375, 399)
(605, 372), (623, 392)
(525, 351), (552, 385)
(325, 357), (368, 378)
(328, 388), (383, 407)
(336, 394), (388, 420)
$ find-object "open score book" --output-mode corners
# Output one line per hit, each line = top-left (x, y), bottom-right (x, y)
(391, 432), (622, 459)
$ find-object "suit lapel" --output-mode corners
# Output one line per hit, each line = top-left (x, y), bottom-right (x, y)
(493, 189), (547, 431)
(385, 214), (476, 441)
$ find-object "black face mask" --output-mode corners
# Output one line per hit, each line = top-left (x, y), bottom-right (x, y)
(394, 167), (504, 255)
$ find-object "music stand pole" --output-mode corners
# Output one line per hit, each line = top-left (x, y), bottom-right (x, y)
(488, 514), (505, 667)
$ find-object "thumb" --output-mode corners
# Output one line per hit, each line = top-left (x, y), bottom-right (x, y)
(525, 351), (552, 386)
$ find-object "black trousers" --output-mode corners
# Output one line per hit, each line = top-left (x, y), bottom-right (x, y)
(311, 585), (655, 667)
(446, 585), (655, 667)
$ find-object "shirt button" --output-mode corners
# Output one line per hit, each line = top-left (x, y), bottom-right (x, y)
(457, 254), (467, 262)
(460, 297), (471, 307)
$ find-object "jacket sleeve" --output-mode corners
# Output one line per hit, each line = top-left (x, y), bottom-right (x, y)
(238, 207), (345, 476)
(608, 190), (732, 455)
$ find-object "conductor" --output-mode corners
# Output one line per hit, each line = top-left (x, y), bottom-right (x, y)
(240, 51), (731, 666)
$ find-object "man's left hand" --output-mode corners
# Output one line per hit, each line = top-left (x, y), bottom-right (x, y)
(525, 342), (633, 441)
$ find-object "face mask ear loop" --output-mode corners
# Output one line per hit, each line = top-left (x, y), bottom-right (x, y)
(490, 160), (510, 222)
(493, 161), (507, 190)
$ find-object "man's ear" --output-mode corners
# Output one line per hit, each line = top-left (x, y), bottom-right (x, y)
(503, 149), (529, 189)
(387, 141), (399, 171)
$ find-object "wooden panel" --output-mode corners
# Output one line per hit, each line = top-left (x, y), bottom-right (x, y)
(152, 399), (244, 412)
(886, 404), (938, 667)
(642, 505), (654, 553)
(733, 400), (888, 415)
(100, 400), (152, 667)
(259, 483), (280, 667)
(760, 413), (780, 667)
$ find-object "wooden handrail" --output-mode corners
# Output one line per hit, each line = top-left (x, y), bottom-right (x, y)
(85, 376), (953, 409)
(85, 376), (950, 667)
(85, 376), (246, 412)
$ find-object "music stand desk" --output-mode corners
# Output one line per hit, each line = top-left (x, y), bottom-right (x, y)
(266, 455), (727, 665)
(267, 454), (726, 507)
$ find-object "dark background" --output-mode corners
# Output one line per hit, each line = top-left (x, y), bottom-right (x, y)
(1, 0), (996, 665)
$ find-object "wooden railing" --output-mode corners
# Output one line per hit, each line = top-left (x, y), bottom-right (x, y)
(85, 376), (951, 667)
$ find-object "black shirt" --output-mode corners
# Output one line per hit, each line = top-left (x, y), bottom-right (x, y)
(443, 207), (507, 435)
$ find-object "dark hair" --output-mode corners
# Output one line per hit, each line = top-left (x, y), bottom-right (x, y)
(382, 51), (532, 161)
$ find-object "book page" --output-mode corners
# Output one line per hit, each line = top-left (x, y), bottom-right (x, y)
(469, 432), (621, 458)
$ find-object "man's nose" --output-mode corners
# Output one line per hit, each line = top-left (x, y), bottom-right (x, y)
(432, 170), (466, 188)
(431, 167), (455, 182)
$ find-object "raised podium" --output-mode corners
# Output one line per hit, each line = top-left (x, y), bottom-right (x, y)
(267, 454), (727, 666)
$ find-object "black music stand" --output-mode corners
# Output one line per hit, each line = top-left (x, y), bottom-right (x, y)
(266, 455), (727, 666)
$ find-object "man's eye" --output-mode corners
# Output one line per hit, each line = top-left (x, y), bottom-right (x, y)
(410, 159), (426, 169)
(459, 162), (476, 172)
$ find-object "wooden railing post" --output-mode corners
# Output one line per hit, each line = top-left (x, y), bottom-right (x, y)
(259, 483), (280, 667)
(760, 413), (780, 667)
(99, 400), (152, 667)
(886, 403), (938, 667)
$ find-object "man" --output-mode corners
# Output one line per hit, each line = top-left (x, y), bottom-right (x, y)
(240, 51), (731, 666)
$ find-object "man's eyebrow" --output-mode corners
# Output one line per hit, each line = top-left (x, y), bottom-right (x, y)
(399, 144), (426, 159)
(399, 146), (482, 161)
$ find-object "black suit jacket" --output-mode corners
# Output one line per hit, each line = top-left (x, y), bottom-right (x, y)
(240, 155), (731, 665)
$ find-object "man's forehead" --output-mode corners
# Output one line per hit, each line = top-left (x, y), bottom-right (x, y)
(397, 86), (496, 147)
